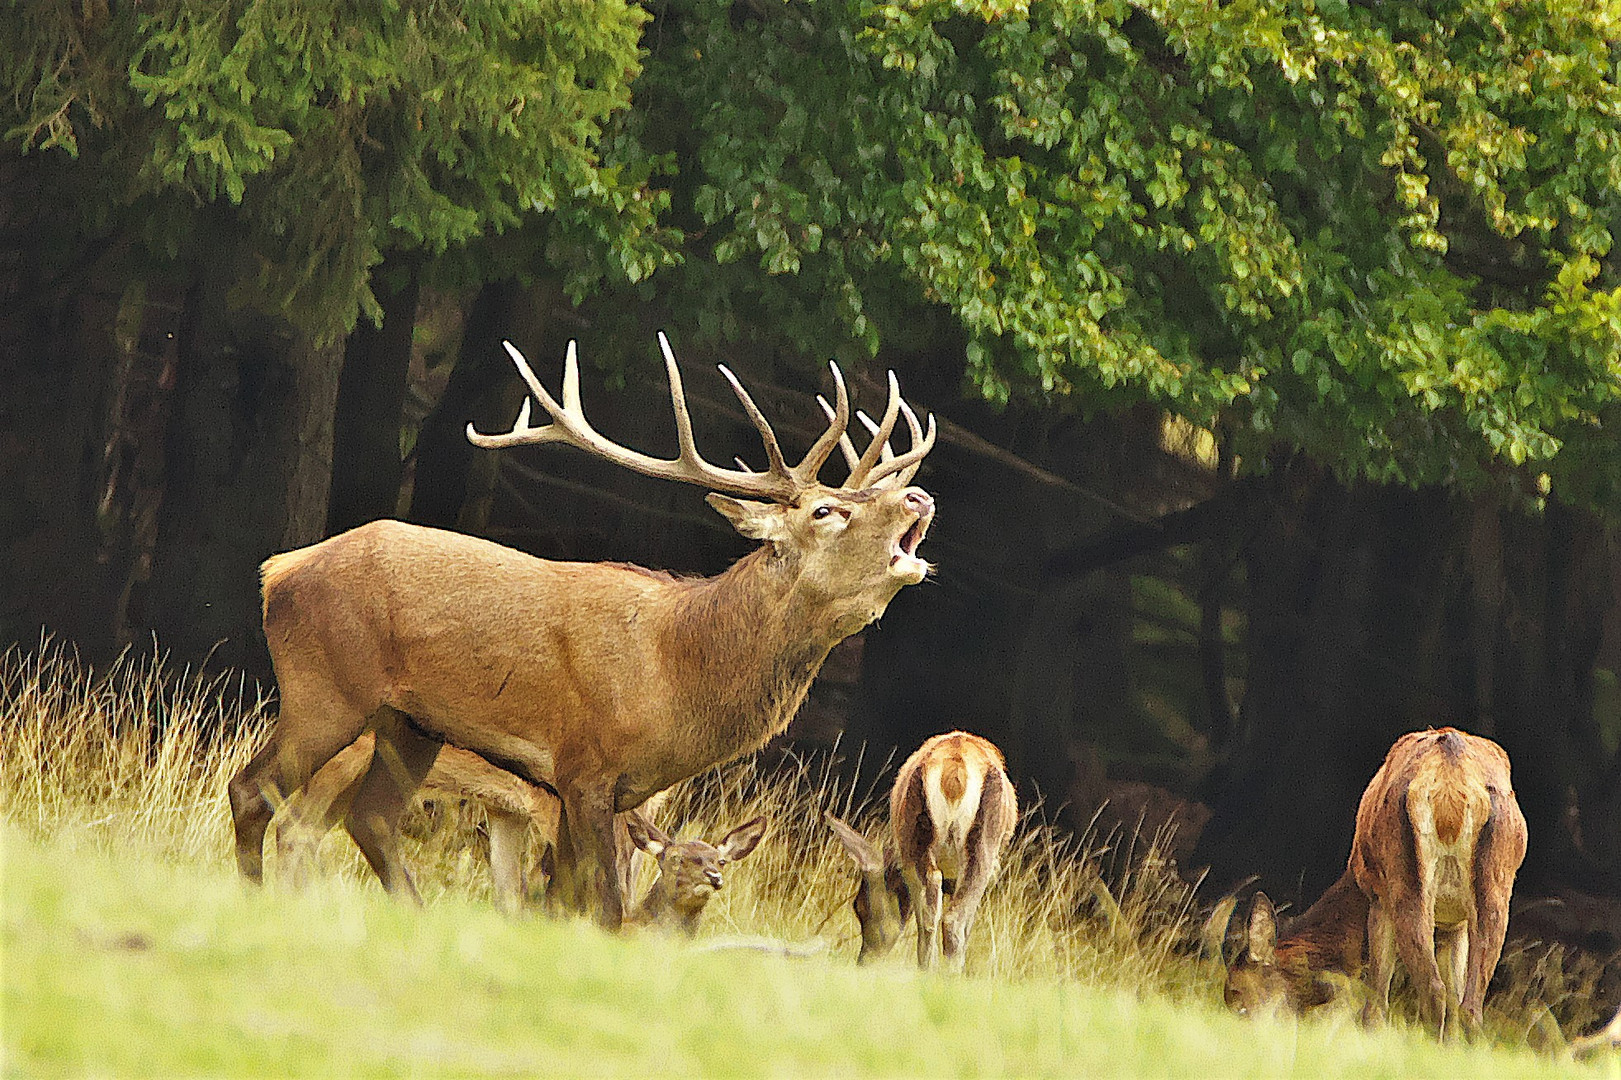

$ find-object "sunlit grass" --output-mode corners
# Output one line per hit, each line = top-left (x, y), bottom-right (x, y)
(3, 640), (1617, 1075)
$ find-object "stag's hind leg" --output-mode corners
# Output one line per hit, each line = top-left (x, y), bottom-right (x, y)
(344, 707), (442, 903)
(908, 863), (944, 970)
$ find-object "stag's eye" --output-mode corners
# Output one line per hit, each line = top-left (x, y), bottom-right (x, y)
(812, 505), (834, 520)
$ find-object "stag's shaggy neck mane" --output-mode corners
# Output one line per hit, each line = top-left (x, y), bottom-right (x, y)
(658, 546), (842, 775)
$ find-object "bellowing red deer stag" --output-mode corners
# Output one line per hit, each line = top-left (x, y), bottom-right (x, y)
(827, 730), (1017, 970)
(1221, 727), (1528, 1038)
(230, 334), (936, 927)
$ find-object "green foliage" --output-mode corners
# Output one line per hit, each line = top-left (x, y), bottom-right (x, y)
(3, 0), (672, 342)
(621, 0), (1621, 495)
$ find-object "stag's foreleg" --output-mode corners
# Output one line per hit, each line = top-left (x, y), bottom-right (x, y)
(559, 782), (626, 930)
(229, 695), (370, 885)
(343, 707), (442, 903)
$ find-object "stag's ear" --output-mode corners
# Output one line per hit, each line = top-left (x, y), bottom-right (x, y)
(718, 816), (767, 862)
(1246, 892), (1278, 964)
(625, 809), (671, 858)
(706, 494), (789, 542)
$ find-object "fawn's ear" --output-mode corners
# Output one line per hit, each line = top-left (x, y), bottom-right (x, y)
(824, 812), (882, 873)
(1246, 892), (1278, 965)
(718, 816), (767, 861)
(625, 808), (671, 858)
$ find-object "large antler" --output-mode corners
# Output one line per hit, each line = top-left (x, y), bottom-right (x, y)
(468, 334), (855, 502)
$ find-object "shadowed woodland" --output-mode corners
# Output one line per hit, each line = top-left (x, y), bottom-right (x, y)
(2, 0), (1619, 1008)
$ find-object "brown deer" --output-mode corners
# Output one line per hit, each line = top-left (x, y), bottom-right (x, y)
(274, 736), (662, 915)
(827, 730), (1018, 971)
(229, 334), (935, 928)
(1221, 727), (1528, 1038)
(623, 813), (767, 936)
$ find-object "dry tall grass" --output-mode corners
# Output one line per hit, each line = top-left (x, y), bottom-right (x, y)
(3, 640), (1615, 1053)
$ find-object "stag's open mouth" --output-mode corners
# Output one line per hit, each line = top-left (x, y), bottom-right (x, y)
(889, 506), (934, 579)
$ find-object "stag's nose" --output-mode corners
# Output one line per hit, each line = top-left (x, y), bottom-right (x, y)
(903, 490), (933, 516)
(706, 869), (724, 889)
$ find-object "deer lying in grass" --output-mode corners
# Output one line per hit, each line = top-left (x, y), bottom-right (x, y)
(274, 734), (660, 915)
(230, 334), (935, 928)
(1221, 727), (1528, 1038)
(623, 813), (767, 936)
(827, 731), (1017, 970)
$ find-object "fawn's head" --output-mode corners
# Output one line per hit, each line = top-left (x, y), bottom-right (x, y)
(627, 812), (768, 924)
(826, 812), (913, 963)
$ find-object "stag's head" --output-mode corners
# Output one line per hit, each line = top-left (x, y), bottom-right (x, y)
(468, 335), (937, 636)
(825, 812), (912, 963)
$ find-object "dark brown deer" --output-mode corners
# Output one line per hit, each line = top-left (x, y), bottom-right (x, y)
(1221, 727), (1528, 1038)
(230, 334), (935, 927)
(827, 731), (1018, 970)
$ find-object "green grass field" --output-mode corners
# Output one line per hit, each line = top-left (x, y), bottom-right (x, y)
(3, 644), (1616, 1077)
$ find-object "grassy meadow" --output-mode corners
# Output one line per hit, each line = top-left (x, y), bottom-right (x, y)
(3, 643), (1617, 1077)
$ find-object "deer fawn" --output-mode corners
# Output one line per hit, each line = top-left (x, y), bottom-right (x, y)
(229, 334), (935, 927)
(274, 735), (662, 915)
(1221, 727), (1528, 1038)
(623, 813), (767, 936)
(827, 731), (1017, 971)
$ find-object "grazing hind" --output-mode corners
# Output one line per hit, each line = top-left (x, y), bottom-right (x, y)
(1220, 727), (1527, 1038)
(827, 730), (1017, 970)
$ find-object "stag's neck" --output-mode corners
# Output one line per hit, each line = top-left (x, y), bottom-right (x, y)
(660, 548), (838, 770)
(1279, 867), (1369, 982)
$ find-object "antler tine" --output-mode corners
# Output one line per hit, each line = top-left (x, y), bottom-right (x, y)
(657, 331), (702, 464)
(465, 340), (583, 449)
(793, 362), (850, 485)
(818, 395), (862, 476)
(864, 402), (936, 488)
(718, 364), (792, 480)
(845, 371), (903, 487)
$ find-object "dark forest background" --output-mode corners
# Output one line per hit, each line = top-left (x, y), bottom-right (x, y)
(3, 2), (1618, 959)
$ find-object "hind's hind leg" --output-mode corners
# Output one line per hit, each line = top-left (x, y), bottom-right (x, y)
(345, 707), (442, 902)
(230, 696), (368, 884)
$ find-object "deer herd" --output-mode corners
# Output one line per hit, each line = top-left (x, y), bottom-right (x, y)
(228, 335), (1569, 1043)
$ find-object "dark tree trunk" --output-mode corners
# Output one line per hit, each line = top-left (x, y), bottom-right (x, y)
(145, 248), (342, 675)
(408, 280), (523, 530)
(327, 256), (421, 534)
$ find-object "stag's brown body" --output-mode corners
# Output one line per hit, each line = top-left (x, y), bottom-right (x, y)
(1223, 726), (1527, 1037)
(230, 336), (935, 926)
